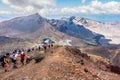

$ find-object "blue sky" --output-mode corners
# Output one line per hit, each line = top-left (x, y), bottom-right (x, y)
(0, 0), (120, 22)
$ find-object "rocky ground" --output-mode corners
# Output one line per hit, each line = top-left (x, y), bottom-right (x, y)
(0, 46), (120, 80)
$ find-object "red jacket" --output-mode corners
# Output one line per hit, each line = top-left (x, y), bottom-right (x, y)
(20, 53), (25, 60)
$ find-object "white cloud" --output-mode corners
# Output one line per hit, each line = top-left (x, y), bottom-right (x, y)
(1, 0), (56, 16)
(2, 0), (56, 8)
(50, 1), (120, 16)
(2, 0), (10, 4)
(0, 10), (11, 15)
(38, 1), (120, 17)
(1, 0), (120, 17)
(88, 1), (120, 14)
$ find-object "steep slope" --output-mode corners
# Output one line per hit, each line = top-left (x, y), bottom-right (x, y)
(49, 17), (94, 40)
(0, 36), (21, 45)
(0, 46), (120, 80)
(73, 17), (120, 44)
(0, 36), (33, 53)
(81, 45), (120, 71)
(0, 13), (110, 46)
(48, 17), (109, 45)
(81, 46), (111, 58)
(110, 49), (120, 67)
(0, 13), (47, 39)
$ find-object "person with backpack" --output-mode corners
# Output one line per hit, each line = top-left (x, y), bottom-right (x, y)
(10, 52), (18, 68)
(20, 51), (26, 65)
(1, 53), (10, 72)
(27, 48), (31, 52)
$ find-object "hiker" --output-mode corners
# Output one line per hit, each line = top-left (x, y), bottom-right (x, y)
(10, 52), (18, 68)
(27, 48), (31, 52)
(38, 45), (41, 51)
(13, 49), (17, 53)
(1, 53), (10, 72)
(43, 44), (47, 50)
(21, 48), (24, 52)
(48, 44), (50, 48)
(17, 49), (21, 54)
(43, 44), (47, 53)
(51, 44), (53, 47)
(20, 51), (26, 65)
(32, 47), (34, 51)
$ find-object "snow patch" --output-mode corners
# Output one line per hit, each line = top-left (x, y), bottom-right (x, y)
(58, 39), (72, 46)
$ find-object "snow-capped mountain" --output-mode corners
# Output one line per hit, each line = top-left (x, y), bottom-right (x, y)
(48, 17), (109, 45)
(0, 13), (111, 46)
(73, 17), (120, 44)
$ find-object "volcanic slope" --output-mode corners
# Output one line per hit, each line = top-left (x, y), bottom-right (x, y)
(0, 13), (109, 46)
(0, 46), (120, 80)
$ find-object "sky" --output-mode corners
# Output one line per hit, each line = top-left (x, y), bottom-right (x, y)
(0, 0), (120, 22)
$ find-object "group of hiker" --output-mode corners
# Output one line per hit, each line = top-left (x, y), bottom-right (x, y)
(0, 49), (26, 72)
(0, 43), (54, 72)
(27, 43), (53, 52)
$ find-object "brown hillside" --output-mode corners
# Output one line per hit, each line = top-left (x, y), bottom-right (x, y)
(81, 46), (111, 58)
(0, 46), (120, 80)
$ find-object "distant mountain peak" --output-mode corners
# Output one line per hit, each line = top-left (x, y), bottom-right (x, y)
(27, 12), (42, 18)
(31, 12), (40, 16)
(69, 16), (75, 20)
(34, 12), (39, 15)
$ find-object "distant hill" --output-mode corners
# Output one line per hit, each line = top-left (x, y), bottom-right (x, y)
(0, 36), (22, 44)
(0, 36), (33, 53)
(81, 46), (111, 58)
(73, 17), (120, 44)
(81, 44), (120, 69)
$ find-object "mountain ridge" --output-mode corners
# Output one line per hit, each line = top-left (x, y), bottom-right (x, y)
(0, 46), (120, 80)
(0, 13), (119, 46)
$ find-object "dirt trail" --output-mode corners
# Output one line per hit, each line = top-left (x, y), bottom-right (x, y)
(0, 46), (120, 80)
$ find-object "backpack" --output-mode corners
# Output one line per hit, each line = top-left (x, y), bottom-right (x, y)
(0, 55), (5, 62)
(0, 55), (5, 67)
